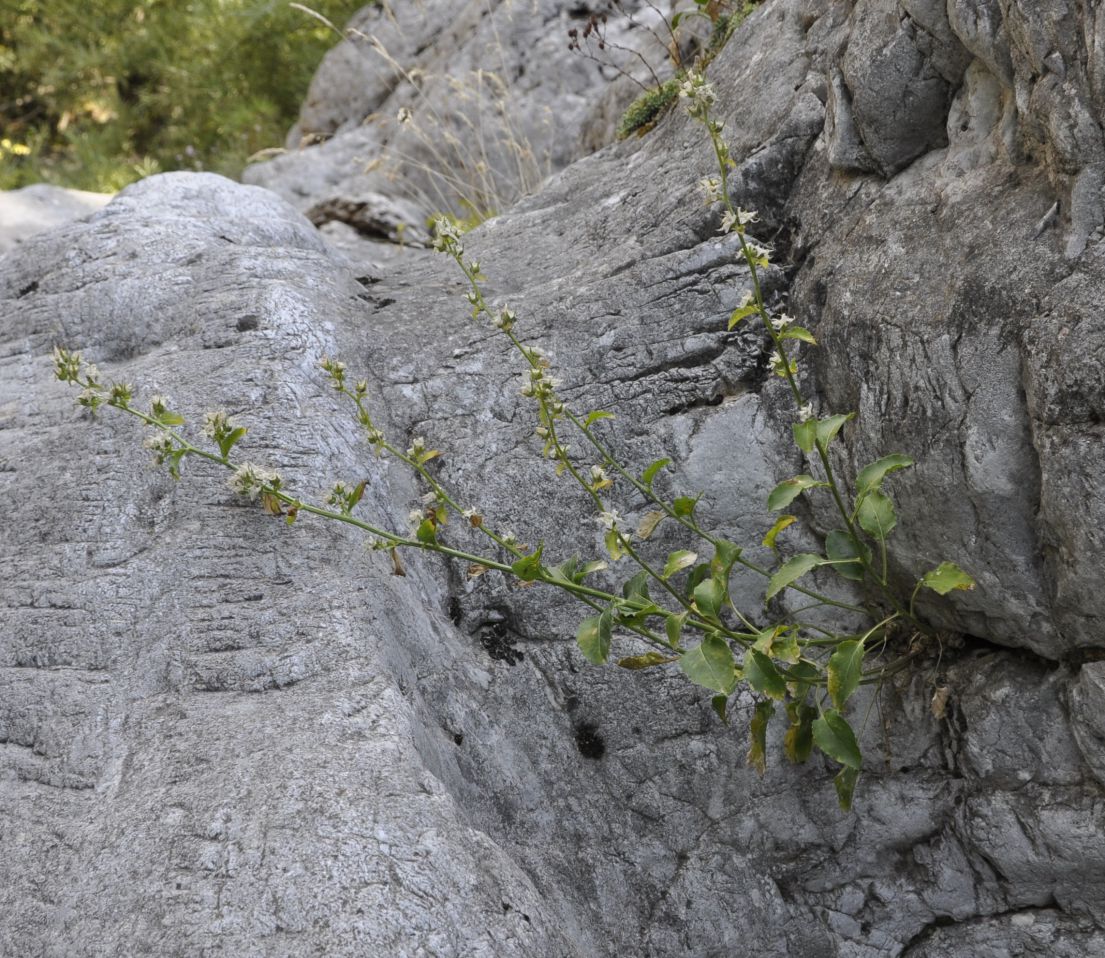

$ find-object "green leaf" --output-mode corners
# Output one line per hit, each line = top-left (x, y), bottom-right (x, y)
(665, 612), (687, 648)
(753, 626), (800, 664)
(747, 701), (775, 775)
(786, 660), (821, 700)
(584, 410), (615, 428)
(710, 540), (742, 577)
(766, 553), (828, 601)
(693, 577), (725, 619)
(855, 453), (914, 498)
(622, 570), (652, 603)
(673, 494), (701, 519)
(728, 302), (759, 329)
(679, 634), (737, 694)
(825, 530), (868, 581)
(617, 651), (676, 670)
(762, 514), (797, 550)
(784, 701), (817, 763)
(416, 519), (437, 544)
(684, 562), (711, 600)
(815, 413), (854, 450)
(743, 649), (787, 700)
(920, 561), (976, 596)
(157, 411), (186, 426)
(857, 490), (898, 541)
(349, 479), (367, 509)
(767, 475), (827, 511)
(641, 458), (671, 488)
(604, 528), (625, 561)
(510, 544), (544, 582)
(637, 510), (665, 540)
(792, 420), (817, 453)
(780, 326), (817, 344)
(577, 608), (614, 665)
(662, 550), (699, 580)
(218, 426), (248, 459)
(827, 639), (865, 710)
(812, 709), (862, 769)
(711, 693), (729, 725)
(834, 766), (860, 812)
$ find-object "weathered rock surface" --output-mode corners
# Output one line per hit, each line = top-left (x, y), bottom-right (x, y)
(0, 183), (111, 254)
(4, 1), (1105, 956)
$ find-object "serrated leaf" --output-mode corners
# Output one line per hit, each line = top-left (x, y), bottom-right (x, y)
(577, 608), (613, 665)
(662, 549), (699, 580)
(766, 553), (828, 601)
(780, 326), (817, 344)
(637, 510), (665, 540)
(679, 634), (736, 694)
(665, 612), (687, 648)
(857, 490), (897, 541)
(748, 701), (775, 775)
(784, 701), (817, 763)
(834, 766), (860, 811)
(920, 561), (976, 595)
(641, 458), (671, 488)
(825, 530), (868, 581)
(617, 651), (677, 670)
(693, 577), (725, 619)
(711, 693), (729, 725)
(815, 413), (854, 450)
(743, 649), (787, 700)
(767, 474), (826, 511)
(855, 453), (914, 498)
(792, 420), (816, 453)
(584, 410), (615, 428)
(510, 544), (544, 582)
(812, 709), (862, 769)
(673, 495), (700, 518)
(827, 639), (865, 710)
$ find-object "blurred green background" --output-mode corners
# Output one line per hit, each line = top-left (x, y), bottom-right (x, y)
(0, 0), (363, 192)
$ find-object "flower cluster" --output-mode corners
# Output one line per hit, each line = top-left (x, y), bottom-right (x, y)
(228, 462), (282, 499)
(431, 216), (465, 256)
(679, 72), (717, 114)
(320, 356), (346, 391)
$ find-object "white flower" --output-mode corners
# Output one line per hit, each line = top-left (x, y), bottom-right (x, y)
(719, 210), (737, 234)
(770, 314), (795, 332)
(229, 462), (281, 499)
(396, 107), (413, 125)
(737, 291), (755, 309)
(493, 307), (515, 330)
(408, 508), (424, 528)
(748, 242), (772, 262)
(737, 208), (758, 225)
(202, 410), (231, 439)
(798, 403), (815, 422)
(461, 507), (477, 520)
(589, 465), (609, 483)
(699, 176), (722, 204)
(595, 509), (622, 531)
(407, 436), (426, 457)
(679, 73), (716, 108)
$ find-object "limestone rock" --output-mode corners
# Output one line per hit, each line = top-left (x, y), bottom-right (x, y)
(4, 0), (1105, 955)
(0, 183), (111, 254)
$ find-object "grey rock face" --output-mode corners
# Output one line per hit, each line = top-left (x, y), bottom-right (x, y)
(0, 183), (112, 253)
(4, 0), (1105, 956)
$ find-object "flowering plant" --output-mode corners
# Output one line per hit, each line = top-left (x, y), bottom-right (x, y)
(54, 71), (973, 812)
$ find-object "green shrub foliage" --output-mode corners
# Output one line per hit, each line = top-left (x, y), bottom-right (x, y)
(0, 0), (362, 191)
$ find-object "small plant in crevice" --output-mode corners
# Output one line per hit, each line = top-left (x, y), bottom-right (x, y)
(54, 70), (974, 813)
(569, 0), (763, 139)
